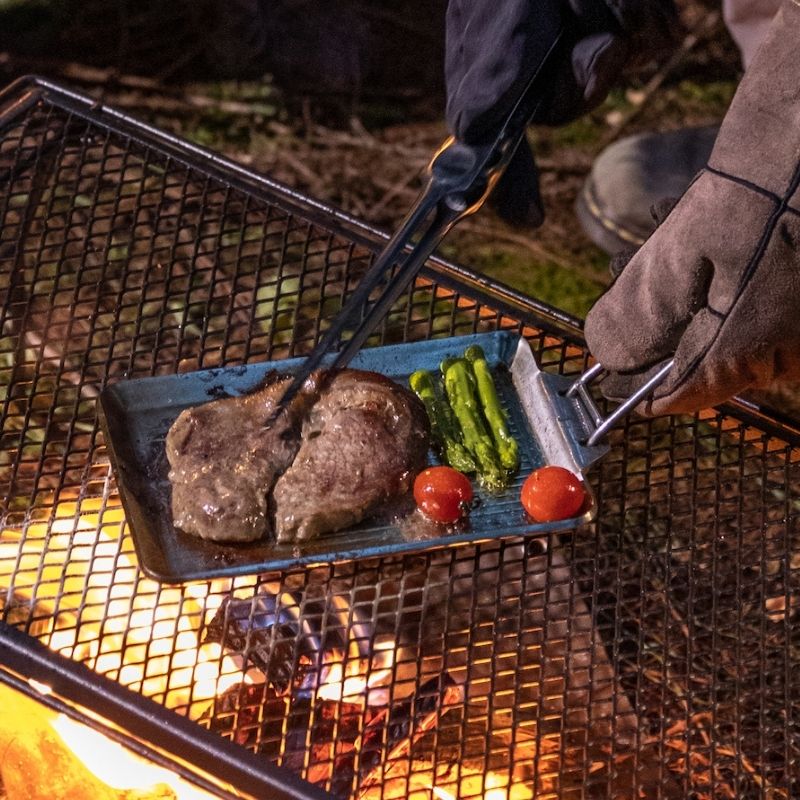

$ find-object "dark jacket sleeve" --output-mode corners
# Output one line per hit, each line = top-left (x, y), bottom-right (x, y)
(445, 0), (676, 143)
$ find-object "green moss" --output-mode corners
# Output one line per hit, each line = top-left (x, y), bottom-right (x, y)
(675, 79), (737, 114)
(184, 113), (254, 150)
(450, 246), (605, 319)
(579, 244), (614, 278)
(602, 87), (636, 114)
(534, 88), (635, 154)
(538, 116), (605, 150)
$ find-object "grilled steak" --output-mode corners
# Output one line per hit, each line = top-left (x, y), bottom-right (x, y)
(273, 371), (429, 543)
(165, 374), (320, 542)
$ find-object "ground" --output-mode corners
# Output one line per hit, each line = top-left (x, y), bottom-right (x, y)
(0, 1), (742, 322)
(13, 2), (800, 414)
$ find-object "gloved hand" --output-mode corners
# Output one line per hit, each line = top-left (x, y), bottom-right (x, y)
(445, 0), (677, 227)
(584, 0), (800, 416)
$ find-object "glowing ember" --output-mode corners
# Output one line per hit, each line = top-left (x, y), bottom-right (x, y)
(420, 771), (534, 800)
(315, 636), (397, 704)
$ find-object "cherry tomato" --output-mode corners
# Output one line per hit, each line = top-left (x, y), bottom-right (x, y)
(520, 466), (586, 522)
(414, 466), (473, 524)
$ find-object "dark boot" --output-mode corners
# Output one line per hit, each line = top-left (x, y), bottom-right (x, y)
(576, 126), (719, 254)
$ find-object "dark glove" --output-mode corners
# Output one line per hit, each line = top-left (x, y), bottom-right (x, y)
(445, 0), (676, 227)
(584, 0), (800, 416)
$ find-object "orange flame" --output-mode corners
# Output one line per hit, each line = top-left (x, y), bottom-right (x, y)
(0, 496), (260, 719)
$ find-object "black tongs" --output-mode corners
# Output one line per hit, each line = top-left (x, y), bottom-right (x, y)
(269, 32), (567, 420)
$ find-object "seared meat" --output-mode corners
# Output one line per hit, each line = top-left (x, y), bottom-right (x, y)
(273, 371), (429, 543)
(165, 375), (319, 542)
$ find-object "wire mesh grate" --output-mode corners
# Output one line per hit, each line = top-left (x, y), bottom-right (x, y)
(0, 79), (799, 800)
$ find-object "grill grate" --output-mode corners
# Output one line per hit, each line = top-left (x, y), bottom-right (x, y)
(1, 77), (799, 800)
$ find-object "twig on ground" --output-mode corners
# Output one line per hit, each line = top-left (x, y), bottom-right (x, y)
(458, 219), (610, 287)
(0, 54), (275, 118)
(87, 89), (273, 117)
(271, 146), (326, 194)
(368, 169), (423, 221)
(534, 157), (594, 175)
(598, 10), (724, 149)
(289, 122), (436, 161)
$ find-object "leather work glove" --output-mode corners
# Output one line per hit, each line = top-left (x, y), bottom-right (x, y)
(584, 0), (800, 416)
(445, 0), (677, 227)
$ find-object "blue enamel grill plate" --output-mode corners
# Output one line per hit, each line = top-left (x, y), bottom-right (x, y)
(99, 332), (604, 583)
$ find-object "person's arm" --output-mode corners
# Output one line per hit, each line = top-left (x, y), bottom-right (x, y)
(584, 0), (800, 415)
(444, 0), (677, 227)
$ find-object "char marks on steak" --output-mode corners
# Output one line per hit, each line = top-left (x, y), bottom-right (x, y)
(165, 374), (320, 542)
(272, 371), (429, 543)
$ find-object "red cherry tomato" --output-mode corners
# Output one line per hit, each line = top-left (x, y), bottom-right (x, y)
(521, 466), (586, 522)
(414, 466), (473, 524)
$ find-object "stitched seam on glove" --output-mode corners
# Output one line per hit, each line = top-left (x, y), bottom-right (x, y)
(706, 165), (783, 206)
(703, 166), (800, 219)
(732, 157), (800, 297)
(656, 170), (800, 406)
(683, 163), (800, 304)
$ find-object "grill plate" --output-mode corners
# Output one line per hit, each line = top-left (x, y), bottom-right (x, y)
(99, 331), (597, 582)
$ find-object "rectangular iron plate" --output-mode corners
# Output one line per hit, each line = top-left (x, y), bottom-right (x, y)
(99, 332), (606, 582)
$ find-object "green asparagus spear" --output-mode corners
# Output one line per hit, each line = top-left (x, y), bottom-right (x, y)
(409, 370), (477, 473)
(440, 358), (506, 490)
(464, 345), (519, 471)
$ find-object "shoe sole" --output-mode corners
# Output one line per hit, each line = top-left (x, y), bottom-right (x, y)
(575, 179), (648, 256)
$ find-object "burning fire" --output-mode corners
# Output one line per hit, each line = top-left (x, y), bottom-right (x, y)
(0, 681), (223, 799)
(429, 774), (534, 800)
(360, 769), (535, 800)
(315, 635), (398, 705)
(51, 714), (218, 799)
(1, 494), (539, 800)
(0, 495), (406, 716)
(0, 495), (257, 717)
(0, 494), (262, 797)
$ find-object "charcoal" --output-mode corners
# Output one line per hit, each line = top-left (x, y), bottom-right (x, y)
(204, 595), (314, 695)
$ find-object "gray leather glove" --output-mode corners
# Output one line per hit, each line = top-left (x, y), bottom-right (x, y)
(584, 0), (800, 416)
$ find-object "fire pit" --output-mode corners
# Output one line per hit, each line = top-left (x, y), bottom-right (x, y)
(0, 76), (798, 800)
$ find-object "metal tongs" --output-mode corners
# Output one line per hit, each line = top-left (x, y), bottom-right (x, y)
(269, 33), (568, 418)
(271, 29), (672, 447)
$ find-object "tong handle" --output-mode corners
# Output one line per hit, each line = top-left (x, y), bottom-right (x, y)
(331, 26), (570, 362)
(265, 174), (467, 418)
(268, 30), (567, 420)
(335, 199), (463, 366)
(567, 360), (675, 446)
